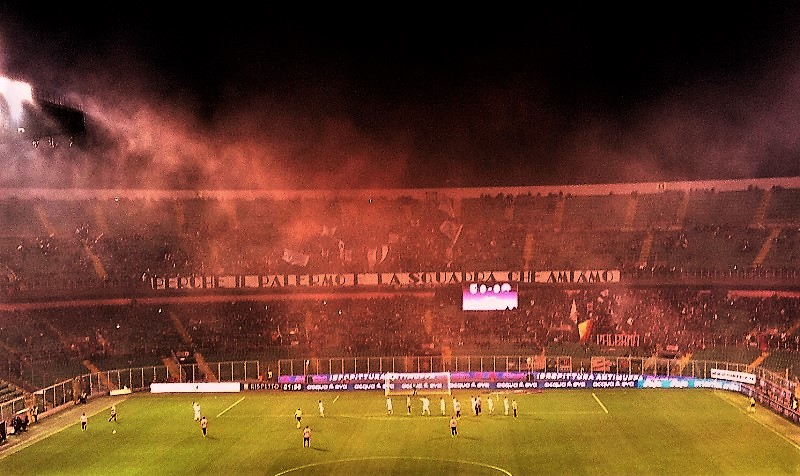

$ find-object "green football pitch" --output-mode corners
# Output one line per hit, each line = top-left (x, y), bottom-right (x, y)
(0, 389), (798, 475)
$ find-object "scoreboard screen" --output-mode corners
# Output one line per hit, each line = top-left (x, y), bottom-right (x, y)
(462, 282), (518, 311)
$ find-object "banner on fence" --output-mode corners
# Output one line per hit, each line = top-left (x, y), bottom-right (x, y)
(279, 371), (641, 391)
(596, 334), (640, 347)
(637, 376), (742, 391)
(710, 368), (756, 384)
(151, 269), (621, 290)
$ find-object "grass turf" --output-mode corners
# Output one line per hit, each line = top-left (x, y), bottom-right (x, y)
(0, 389), (798, 475)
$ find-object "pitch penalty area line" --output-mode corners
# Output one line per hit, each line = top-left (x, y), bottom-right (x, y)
(592, 393), (609, 414)
(217, 396), (245, 418)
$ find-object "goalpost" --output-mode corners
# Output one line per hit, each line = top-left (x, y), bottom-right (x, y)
(384, 372), (452, 396)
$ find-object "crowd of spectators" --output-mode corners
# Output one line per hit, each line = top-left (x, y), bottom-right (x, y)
(1, 186), (799, 297)
(1, 287), (799, 387)
(1, 184), (800, 387)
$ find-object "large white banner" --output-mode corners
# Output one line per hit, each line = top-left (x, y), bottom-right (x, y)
(151, 269), (620, 290)
(150, 382), (241, 393)
(710, 368), (756, 385)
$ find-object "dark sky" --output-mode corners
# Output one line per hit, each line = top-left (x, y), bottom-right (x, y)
(1, 6), (800, 190)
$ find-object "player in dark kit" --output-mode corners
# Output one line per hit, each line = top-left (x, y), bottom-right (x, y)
(200, 416), (208, 437)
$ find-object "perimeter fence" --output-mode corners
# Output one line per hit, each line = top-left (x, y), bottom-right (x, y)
(2, 355), (796, 427)
(0, 360), (260, 423)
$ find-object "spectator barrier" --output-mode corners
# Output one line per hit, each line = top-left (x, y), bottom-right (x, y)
(1, 355), (797, 433)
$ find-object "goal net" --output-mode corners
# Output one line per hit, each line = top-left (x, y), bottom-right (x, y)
(384, 372), (452, 396)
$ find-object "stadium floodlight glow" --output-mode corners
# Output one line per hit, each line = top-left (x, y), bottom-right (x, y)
(0, 76), (34, 125)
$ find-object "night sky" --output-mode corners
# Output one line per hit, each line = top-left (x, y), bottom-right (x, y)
(1, 6), (800, 190)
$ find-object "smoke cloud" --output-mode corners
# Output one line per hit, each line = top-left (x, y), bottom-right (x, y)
(1, 8), (800, 191)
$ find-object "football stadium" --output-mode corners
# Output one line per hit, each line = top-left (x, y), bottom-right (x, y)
(1, 175), (799, 475)
(2, 8), (800, 476)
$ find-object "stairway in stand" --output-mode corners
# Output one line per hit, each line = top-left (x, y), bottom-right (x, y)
(622, 194), (638, 231)
(552, 197), (565, 232)
(749, 188), (772, 230)
(523, 232), (535, 269)
(168, 311), (218, 382)
(162, 356), (184, 382)
(81, 359), (118, 391)
(636, 230), (654, 269)
(751, 227), (781, 268)
(193, 352), (218, 382)
(747, 352), (770, 372)
(670, 191), (690, 230)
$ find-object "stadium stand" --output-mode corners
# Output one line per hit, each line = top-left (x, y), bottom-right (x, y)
(0, 380), (22, 405)
(1, 177), (800, 394)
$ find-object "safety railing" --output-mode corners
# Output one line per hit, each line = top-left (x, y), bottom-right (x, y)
(0, 360), (260, 422)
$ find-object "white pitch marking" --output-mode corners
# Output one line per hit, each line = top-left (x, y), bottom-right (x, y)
(217, 396), (245, 418)
(714, 391), (800, 452)
(591, 392), (609, 414)
(274, 456), (512, 476)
